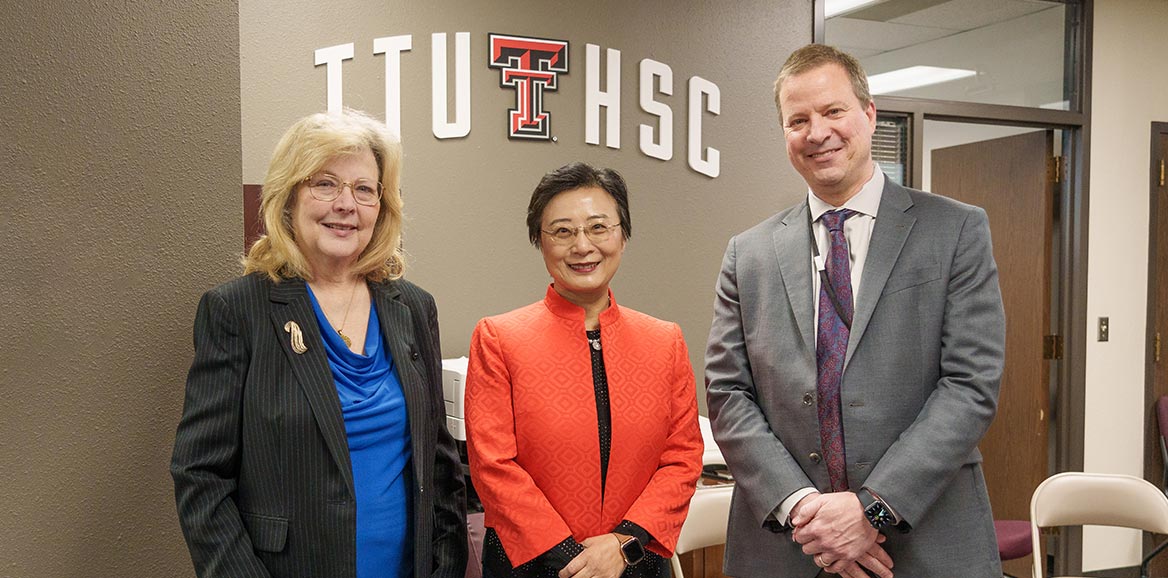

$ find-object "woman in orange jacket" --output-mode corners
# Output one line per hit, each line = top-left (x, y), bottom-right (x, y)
(466, 162), (704, 578)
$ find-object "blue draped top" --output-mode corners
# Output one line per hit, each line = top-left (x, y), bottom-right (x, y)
(308, 286), (413, 578)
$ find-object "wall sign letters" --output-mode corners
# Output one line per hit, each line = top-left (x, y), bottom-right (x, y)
(314, 32), (720, 178)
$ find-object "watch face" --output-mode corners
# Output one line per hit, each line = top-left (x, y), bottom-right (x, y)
(621, 537), (646, 566)
(865, 502), (893, 529)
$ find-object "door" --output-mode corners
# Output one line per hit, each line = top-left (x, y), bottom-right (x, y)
(1143, 127), (1168, 576)
(932, 130), (1054, 578)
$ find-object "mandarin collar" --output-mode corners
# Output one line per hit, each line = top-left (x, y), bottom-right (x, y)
(542, 284), (622, 327)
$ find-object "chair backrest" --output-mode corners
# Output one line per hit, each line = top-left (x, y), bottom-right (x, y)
(698, 415), (726, 466)
(671, 485), (733, 578)
(1030, 472), (1168, 578)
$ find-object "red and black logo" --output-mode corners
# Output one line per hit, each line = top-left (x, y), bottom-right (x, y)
(488, 33), (569, 140)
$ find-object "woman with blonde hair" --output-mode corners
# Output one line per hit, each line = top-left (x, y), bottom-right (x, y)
(172, 110), (467, 578)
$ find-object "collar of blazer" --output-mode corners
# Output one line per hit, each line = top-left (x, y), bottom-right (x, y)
(265, 276), (422, 501)
(772, 177), (917, 368)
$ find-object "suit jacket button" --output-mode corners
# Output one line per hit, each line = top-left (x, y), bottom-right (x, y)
(802, 392), (814, 406)
(809, 452), (822, 464)
(410, 351), (420, 360)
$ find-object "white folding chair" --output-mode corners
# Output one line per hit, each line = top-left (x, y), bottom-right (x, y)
(1030, 472), (1168, 578)
(671, 485), (733, 578)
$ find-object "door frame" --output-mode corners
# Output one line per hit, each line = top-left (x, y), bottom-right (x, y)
(930, 130), (1056, 578)
(866, 100), (1089, 577)
(813, 1), (1094, 573)
(1143, 122), (1168, 572)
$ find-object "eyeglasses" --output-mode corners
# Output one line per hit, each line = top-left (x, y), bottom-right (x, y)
(302, 174), (383, 206)
(540, 222), (623, 245)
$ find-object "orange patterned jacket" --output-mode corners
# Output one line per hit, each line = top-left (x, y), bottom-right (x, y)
(466, 286), (703, 566)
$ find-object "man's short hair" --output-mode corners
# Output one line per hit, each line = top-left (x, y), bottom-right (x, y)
(773, 44), (872, 121)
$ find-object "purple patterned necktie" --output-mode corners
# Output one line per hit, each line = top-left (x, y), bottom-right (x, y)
(816, 209), (855, 492)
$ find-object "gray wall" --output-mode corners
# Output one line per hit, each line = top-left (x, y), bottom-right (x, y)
(0, 1), (241, 576)
(241, 0), (813, 409)
(0, 0), (809, 576)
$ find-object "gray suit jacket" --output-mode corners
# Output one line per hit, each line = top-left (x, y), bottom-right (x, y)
(172, 274), (468, 578)
(705, 179), (1006, 578)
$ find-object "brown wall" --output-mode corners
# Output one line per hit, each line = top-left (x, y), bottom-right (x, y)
(0, 1), (809, 576)
(0, 2), (242, 577)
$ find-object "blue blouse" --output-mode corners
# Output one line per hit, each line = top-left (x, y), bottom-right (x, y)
(308, 286), (413, 578)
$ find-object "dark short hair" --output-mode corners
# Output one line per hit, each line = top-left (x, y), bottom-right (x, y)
(773, 44), (872, 121)
(526, 162), (632, 247)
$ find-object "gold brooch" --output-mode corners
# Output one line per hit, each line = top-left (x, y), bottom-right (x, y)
(284, 321), (308, 354)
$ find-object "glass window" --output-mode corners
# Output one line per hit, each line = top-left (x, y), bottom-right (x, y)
(874, 114), (909, 185)
(826, 0), (1077, 110)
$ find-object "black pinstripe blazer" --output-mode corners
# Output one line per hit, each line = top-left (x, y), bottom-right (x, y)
(171, 273), (467, 578)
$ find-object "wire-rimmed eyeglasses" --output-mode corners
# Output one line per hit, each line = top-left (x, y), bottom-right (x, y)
(302, 174), (383, 206)
(540, 222), (623, 246)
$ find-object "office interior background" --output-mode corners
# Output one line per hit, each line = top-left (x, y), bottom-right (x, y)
(2, 0), (1166, 576)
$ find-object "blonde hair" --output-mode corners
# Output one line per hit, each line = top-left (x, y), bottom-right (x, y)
(773, 44), (872, 122)
(243, 109), (405, 282)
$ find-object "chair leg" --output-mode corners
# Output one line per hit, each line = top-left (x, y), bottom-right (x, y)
(1140, 538), (1168, 578)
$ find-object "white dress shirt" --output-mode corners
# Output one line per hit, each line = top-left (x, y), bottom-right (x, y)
(774, 164), (885, 526)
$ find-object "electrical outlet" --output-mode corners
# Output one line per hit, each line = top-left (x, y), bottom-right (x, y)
(1098, 317), (1109, 342)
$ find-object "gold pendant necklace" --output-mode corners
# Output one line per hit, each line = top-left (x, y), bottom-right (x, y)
(335, 280), (359, 348)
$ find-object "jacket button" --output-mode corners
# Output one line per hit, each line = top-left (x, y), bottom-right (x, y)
(410, 351), (420, 361)
(802, 392), (814, 406)
(809, 452), (822, 464)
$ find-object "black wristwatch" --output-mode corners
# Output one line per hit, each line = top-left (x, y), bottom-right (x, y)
(857, 489), (895, 530)
(618, 534), (645, 566)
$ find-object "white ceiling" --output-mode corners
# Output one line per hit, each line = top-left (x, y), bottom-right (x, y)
(826, 0), (1062, 59)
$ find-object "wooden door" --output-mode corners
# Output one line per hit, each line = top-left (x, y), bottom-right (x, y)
(677, 545), (727, 578)
(1143, 128), (1168, 576)
(932, 130), (1054, 578)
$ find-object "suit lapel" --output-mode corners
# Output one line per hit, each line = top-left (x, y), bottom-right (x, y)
(268, 279), (355, 499)
(774, 201), (816, 354)
(845, 181), (915, 368)
(370, 282), (425, 486)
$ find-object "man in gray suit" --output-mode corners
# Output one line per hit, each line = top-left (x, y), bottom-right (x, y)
(705, 44), (1005, 578)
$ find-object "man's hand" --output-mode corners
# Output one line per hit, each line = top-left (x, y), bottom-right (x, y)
(816, 536), (894, 578)
(789, 491), (821, 522)
(791, 492), (880, 565)
(558, 534), (627, 578)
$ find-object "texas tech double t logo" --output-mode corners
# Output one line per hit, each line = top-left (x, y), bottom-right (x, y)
(487, 34), (569, 140)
